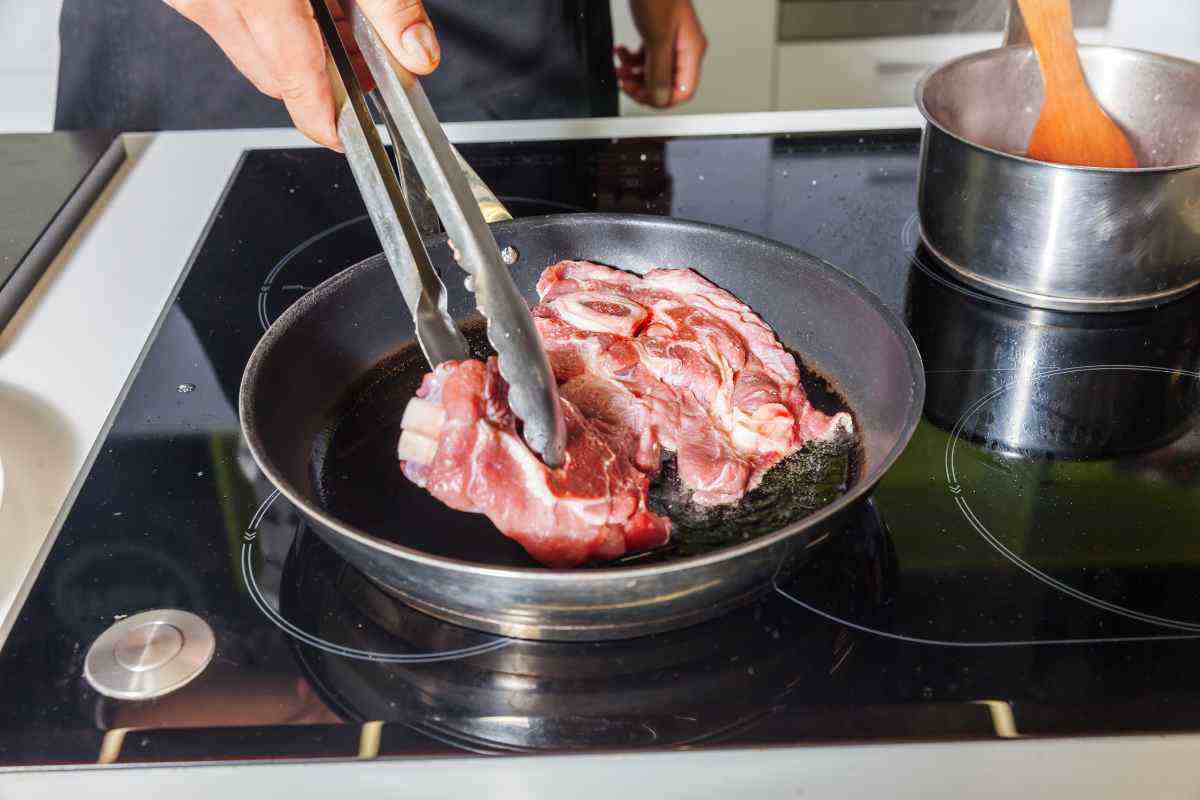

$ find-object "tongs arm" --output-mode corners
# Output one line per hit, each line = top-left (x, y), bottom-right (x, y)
(311, 0), (468, 367)
(336, 0), (567, 468)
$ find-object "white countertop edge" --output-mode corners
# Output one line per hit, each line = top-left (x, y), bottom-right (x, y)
(124, 106), (926, 149)
(443, 107), (925, 141)
(3, 732), (1200, 797)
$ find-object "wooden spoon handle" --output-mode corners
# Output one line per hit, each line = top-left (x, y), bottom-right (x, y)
(1015, 0), (1086, 96)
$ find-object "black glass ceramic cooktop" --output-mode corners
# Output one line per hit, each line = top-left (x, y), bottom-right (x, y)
(6, 131), (1200, 769)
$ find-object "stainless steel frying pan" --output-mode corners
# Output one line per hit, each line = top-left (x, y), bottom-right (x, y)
(239, 213), (923, 641)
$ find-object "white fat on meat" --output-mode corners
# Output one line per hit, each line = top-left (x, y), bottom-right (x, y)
(534, 260), (855, 507)
(808, 410), (855, 441)
(398, 398), (445, 464)
(401, 398), (445, 437)
(395, 358), (671, 567)
(545, 291), (648, 337)
(397, 431), (438, 464)
(728, 403), (796, 454)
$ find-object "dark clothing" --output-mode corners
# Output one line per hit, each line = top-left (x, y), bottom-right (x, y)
(55, 0), (617, 132)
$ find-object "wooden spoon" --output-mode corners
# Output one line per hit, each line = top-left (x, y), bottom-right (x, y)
(1017, 0), (1138, 168)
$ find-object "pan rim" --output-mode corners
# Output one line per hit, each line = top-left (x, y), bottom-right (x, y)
(238, 213), (925, 581)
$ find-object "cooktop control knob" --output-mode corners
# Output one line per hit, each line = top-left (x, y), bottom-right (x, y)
(84, 609), (215, 700)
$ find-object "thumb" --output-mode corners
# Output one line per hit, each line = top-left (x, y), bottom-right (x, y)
(356, 0), (440, 75)
(642, 37), (675, 108)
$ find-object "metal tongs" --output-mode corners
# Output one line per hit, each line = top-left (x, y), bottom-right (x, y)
(311, 0), (566, 467)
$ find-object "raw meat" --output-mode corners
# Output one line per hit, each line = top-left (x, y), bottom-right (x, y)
(399, 357), (670, 568)
(534, 260), (852, 505)
(398, 260), (852, 567)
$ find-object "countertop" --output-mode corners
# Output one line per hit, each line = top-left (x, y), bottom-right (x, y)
(5, 107), (1200, 796)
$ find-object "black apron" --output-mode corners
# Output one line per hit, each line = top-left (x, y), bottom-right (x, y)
(55, 0), (617, 131)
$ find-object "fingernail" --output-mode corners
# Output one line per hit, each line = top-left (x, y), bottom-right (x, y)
(653, 86), (671, 106)
(401, 23), (439, 68)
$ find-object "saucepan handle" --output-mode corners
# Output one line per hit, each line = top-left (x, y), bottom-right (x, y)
(1003, 0), (1031, 46)
(451, 145), (513, 224)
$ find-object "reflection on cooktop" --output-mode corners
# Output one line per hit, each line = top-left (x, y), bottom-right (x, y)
(265, 502), (890, 753)
(844, 254), (1200, 647)
(910, 245), (1200, 458)
(906, 261), (1200, 638)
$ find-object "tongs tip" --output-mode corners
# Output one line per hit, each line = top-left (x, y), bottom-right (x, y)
(323, 0), (568, 468)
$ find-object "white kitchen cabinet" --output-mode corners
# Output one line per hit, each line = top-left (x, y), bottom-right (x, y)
(774, 28), (1107, 111)
(0, 0), (63, 132)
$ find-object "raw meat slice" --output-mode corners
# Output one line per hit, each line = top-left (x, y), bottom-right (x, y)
(398, 260), (853, 566)
(534, 260), (852, 505)
(399, 357), (671, 568)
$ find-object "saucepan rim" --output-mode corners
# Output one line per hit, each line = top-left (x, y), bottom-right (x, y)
(238, 213), (925, 582)
(914, 44), (1200, 174)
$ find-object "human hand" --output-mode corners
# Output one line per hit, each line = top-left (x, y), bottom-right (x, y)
(616, 0), (707, 108)
(163, 0), (441, 149)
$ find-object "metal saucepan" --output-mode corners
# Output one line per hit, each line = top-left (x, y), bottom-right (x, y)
(909, 250), (1200, 459)
(916, 45), (1200, 312)
(239, 213), (923, 641)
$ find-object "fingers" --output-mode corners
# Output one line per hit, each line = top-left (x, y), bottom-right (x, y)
(238, 0), (340, 150)
(641, 36), (675, 108)
(356, 0), (440, 74)
(614, 45), (641, 68)
(615, 1), (707, 108)
(670, 7), (707, 105)
(614, 45), (648, 103)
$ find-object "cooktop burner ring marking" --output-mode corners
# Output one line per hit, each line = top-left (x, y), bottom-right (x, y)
(946, 363), (1200, 633)
(258, 215), (370, 331)
(255, 193), (577, 331)
(901, 212), (920, 251)
(772, 575), (1200, 648)
(240, 490), (513, 663)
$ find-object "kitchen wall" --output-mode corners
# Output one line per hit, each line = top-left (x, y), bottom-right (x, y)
(0, 0), (1197, 133)
(0, 0), (62, 132)
(1107, 0), (1200, 59)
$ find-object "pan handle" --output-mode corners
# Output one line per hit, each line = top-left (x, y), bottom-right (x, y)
(371, 95), (513, 230)
(451, 145), (514, 224)
(1003, 0), (1030, 46)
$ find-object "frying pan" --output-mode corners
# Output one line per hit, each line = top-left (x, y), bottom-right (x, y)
(239, 213), (924, 641)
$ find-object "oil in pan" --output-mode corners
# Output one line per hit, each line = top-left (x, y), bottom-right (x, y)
(312, 318), (862, 569)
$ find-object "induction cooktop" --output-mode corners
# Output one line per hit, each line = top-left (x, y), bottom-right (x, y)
(5, 130), (1200, 768)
